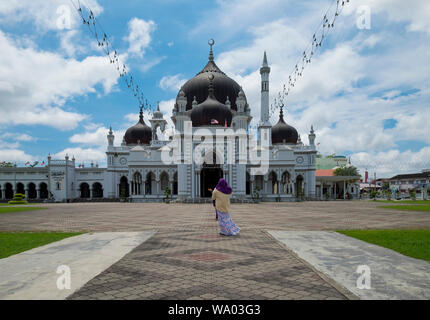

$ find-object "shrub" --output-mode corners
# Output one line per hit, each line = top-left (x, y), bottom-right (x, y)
(164, 186), (171, 201)
(385, 189), (392, 201)
(8, 193), (28, 205)
(410, 189), (416, 200)
(370, 190), (378, 200)
(8, 200), (28, 205)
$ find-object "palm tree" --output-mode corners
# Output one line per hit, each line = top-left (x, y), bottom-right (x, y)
(333, 166), (360, 177)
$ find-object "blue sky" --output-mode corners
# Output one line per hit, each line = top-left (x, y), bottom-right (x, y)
(0, 0), (429, 177)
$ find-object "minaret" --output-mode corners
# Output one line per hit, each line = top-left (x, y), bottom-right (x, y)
(260, 51), (271, 125)
(308, 125), (316, 147)
(107, 126), (114, 146)
(258, 51), (272, 146)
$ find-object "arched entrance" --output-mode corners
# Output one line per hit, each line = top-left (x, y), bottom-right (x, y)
(201, 164), (223, 197)
(296, 175), (304, 198)
(246, 172), (251, 195)
(28, 183), (37, 199)
(92, 182), (103, 198)
(39, 183), (48, 199)
(173, 172), (178, 195)
(5, 183), (13, 199)
(119, 176), (129, 198)
(16, 182), (25, 195)
(80, 183), (90, 198)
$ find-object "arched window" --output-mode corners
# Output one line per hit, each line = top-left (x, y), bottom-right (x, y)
(132, 172), (142, 195)
(282, 171), (292, 194)
(92, 182), (103, 198)
(296, 175), (304, 198)
(160, 172), (169, 194)
(145, 172), (155, 195)
(268, 171), (278, 194)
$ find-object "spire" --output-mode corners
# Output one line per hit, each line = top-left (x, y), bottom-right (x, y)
(279, 103), (284, 121)
(139, 105), (144, 123)
(109, 126), (113, 135)
(263, 51), (268, 67)
(208, 39), (215, 61)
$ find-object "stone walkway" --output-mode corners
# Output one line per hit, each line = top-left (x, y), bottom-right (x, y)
(1, 201), (429, 300)
(68, 227), (352, 300)
(269, 231), (430, 300)
(0, 232), (154, 299)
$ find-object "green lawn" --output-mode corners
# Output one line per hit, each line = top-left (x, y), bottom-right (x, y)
(0, 207), (46, 214)
(0, 232), (82, 259)
(337, 229), (430, 262)
(374, 200), (430, 204)
(380, 205), (430, 212)
(0, 203), (42, 206)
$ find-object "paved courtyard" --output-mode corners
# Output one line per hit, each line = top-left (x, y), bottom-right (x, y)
(1, 201), (429, 300)
(1, 200), (430, 232)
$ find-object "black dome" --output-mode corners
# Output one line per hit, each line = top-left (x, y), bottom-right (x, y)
(124, 109), (152, 145)
(178, 60), (245, 111)
(271, 108), (298, 144)
(191, 76), (232, 127)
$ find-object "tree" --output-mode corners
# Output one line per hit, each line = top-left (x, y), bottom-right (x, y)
(333, 166), (360, 177)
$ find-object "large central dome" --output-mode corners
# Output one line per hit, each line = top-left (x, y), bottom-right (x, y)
(177, 44), (246, 111)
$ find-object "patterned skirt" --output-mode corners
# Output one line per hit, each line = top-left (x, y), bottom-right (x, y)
(216, 210), (240, 236)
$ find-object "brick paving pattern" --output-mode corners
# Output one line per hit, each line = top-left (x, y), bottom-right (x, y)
(1, 201), (430, 232)
(1, 201), (429, 300)
(67, 227), (349, 300)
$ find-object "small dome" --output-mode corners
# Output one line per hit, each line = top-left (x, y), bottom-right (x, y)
(191, 75), (232, 127)
(271, 106), (298, 144)
(124, 108), (152, 145)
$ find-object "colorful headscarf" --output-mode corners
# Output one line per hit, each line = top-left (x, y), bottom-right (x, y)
(216, 178), (232, 195)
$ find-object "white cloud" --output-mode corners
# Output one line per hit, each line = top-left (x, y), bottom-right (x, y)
(194, 0), (430, 178)
(125, 18), (156, 57)
(0, 148), (36, 163)
(0, 30), (119, 130)
(54, 147), (106, 164)
(159, 74), (187, 92)
(351, 147), (430, 178)
(0, 0), (103, 32)
(345, 0), (430, 35)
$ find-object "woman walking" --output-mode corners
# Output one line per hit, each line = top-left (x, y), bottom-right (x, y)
(212, 178), (240, 236)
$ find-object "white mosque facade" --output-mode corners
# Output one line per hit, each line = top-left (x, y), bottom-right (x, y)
(0, 47), (319, 203)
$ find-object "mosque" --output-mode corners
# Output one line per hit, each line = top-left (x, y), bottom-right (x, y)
(0, 44), (318, 202)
